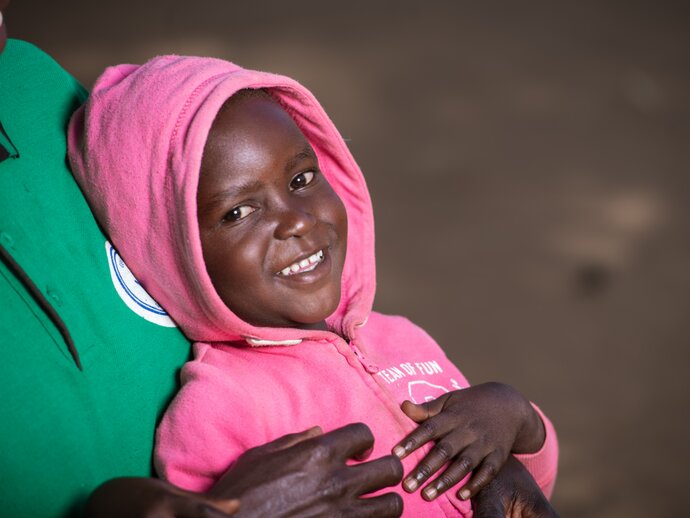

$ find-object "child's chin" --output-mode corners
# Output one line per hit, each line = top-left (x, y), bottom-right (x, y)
(292, 307), (339, 331)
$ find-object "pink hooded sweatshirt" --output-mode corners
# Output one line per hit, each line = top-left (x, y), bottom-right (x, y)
(68, 56), (558, 516)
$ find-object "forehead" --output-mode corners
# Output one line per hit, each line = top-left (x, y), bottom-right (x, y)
(211, 92), (309, 154)
(200, 93), (314, 186)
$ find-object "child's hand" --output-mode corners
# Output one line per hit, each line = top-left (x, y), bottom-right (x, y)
(392, 382), (545, 502)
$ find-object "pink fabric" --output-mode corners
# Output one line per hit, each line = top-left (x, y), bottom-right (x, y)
(68, 56), (373, 343)
(68, 55), (558, 517)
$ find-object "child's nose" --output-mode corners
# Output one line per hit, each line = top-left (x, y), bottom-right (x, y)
(273, 204), (317, 240)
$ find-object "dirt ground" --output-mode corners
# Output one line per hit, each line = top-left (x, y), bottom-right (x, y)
(9, 1), (689, 516)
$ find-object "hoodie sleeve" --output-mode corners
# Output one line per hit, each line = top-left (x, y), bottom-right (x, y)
(360, 313), (558, 498)
(154, 343), (264, 492)
(513, 403), (559, 499)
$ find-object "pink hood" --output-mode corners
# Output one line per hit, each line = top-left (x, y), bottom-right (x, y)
(68, 56), (375, 344)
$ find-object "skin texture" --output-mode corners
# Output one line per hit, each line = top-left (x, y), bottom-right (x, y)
(85, 478), (239, 518)
(85, 424), (404, 518)
(393, 382), (546, 502)
(208, 423), (404, 517)
(197, 91), (348, 330)
(472, 456), (559, 518)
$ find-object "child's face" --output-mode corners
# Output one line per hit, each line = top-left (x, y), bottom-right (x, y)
(197, 93), (348, 330)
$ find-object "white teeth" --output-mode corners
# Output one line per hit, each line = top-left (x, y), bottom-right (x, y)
(278, 250), (325, 276)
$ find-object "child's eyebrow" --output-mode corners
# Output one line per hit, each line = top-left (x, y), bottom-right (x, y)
(200, 148), (317, 213)
(203, 179), (265, 212)
(284, 146), (317, 174)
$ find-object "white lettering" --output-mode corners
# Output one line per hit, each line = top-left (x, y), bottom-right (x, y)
(401, 362), (416, 375)
(414, 361), (443, 376)
(376, 360), (444, 384)
(377, 370), (395, 384)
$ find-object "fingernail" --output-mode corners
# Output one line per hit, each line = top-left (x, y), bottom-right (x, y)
(403, 477), (418, 492)
(393, 445), (406, 458)
(459, 489), (470, 500)
(423, 486), (438, 500)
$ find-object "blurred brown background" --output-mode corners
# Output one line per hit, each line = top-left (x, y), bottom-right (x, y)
(7, 1), (689, 516)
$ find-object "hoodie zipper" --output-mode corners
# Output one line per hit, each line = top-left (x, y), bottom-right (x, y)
(347, 334), (379, 374)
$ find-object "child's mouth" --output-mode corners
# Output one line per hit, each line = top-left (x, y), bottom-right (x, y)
(277, 250), (325, 277)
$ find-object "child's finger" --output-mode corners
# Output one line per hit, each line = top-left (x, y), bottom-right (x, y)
(393, 396), (454, 459)
(401, 438), (466, 493)
(400, 400), (432, 422)
(393, 420), (445, 459)
(419, 455), (475, 501)
(456, 450), (506, 501)
(399, 394), (452, 423)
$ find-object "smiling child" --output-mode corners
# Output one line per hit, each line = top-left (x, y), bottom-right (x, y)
(68, 56), (558, 516)
(196, 90), (347, 332)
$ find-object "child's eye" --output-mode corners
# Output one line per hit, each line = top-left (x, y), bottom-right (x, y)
(289, 171), (316, 191)
(223, 205), (256, 223)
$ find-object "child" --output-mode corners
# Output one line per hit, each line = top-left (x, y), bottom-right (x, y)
(68, 56), (558, 516)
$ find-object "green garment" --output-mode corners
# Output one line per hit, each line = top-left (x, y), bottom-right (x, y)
(0, 40), (191, 517)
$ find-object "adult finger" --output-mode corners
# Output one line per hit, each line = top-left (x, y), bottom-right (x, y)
(320, 422), (375, 461)
(458, 450), (505, 500)
(343, 493), (404, 518)
(347, 455), (404, 495)
(205, 498), (241, 516)
(165, 493), (239, 518)
(252, 426), (323, 455)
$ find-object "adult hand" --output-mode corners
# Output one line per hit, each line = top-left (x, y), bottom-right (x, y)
(472, 456), (558, 518)
(86, 423), (403, 518)
(209, 423), (404, 517)
(84, 477), (239, 517)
